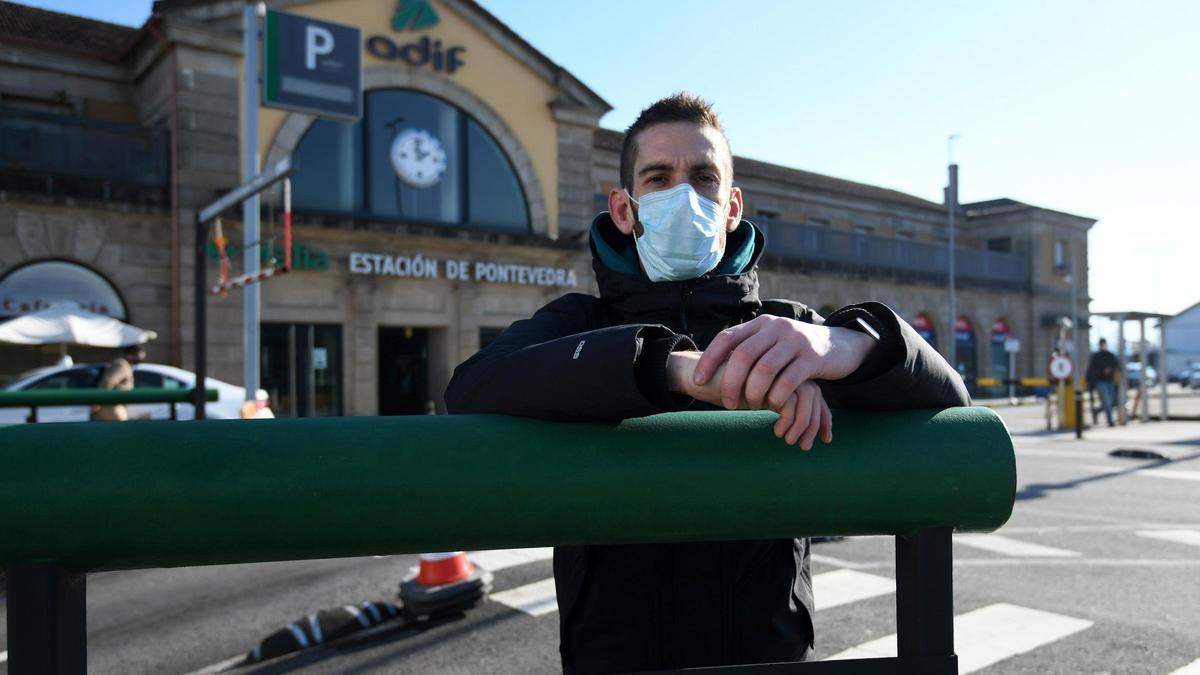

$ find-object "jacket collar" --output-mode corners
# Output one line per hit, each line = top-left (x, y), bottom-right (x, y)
(587, 212), (765, 331)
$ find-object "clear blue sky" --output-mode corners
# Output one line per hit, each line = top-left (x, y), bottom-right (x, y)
(26, 0), (1200, 339)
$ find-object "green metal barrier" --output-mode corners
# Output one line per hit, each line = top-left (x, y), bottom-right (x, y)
(0, 387), (218, 423)
(0, 387), (218, 407)
(0, 407), (1015, 674)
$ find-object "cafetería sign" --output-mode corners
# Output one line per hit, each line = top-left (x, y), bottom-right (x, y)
(349, 251), (577, 287)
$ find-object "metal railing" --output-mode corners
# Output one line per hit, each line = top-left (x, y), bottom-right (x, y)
(0, 407), (1015, 673)
(0, 106), (168, 200)
(0, 387), (218, 422)
(756, 218), (1028, 285)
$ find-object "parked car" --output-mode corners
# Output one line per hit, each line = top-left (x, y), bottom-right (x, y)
(0, 362), (271, 423)
(1177, 363), (1200, 389)
(1123, 362), (1157, 389)
(1189, 369), (1200, 390)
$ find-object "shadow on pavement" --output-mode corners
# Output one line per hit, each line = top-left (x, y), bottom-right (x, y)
(241, 605), (531, 674)
(1016, 450), (1200, 501)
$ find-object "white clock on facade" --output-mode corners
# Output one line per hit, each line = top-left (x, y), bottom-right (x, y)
(389, 127), (447, 188)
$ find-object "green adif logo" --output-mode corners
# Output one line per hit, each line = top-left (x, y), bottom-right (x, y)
(393, 0), (439, 31)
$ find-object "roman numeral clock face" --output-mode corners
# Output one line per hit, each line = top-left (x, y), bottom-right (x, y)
(389, 127), (447, 189)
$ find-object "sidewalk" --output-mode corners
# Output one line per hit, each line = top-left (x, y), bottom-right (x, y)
(980, 394), (1200, 454)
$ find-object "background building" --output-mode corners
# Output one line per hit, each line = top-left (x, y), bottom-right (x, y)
(1164, 302), (1200, 380)
(0, 0), (1094, 413)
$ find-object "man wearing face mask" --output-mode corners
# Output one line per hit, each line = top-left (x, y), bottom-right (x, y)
(446, 93), (969, 673)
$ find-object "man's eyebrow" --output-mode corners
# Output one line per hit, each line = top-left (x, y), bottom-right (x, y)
(636, 161), (722, 177)
(636, 162), (674, 177)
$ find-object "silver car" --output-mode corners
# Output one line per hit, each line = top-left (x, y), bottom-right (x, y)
(0, 362), (271, 423)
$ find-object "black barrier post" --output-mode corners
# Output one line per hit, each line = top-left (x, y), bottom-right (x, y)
(193, 215), (207, 420)
(6, 562), (87, 674)
(895, 527), (957, 674)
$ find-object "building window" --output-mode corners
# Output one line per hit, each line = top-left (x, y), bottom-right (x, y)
(854, 224), (875, 234)
(292, 89), (529, 233)
(755, 209), (781, 222)
(0, 260), (127, 320)
(987, 237), (1012, 253)
(808, 217), (831, 226)
(1054, 239), (1067, 270)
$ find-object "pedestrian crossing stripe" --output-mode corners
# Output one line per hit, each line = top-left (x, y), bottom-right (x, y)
(825, 602), (1093, 673)
(1135, 529), (1200, 548)
(1168, 657), (1200, 674)
(954, 534), (1081, 558)
(812, 569), (895, 610)
(469, 547), (554, 573)
(486, 567), (900, 618)
(489, 577), (558, 617)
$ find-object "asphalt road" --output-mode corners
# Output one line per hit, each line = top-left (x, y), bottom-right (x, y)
(2, 396), (1199, 674)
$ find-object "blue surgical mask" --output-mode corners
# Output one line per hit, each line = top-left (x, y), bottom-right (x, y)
(626, 183), (728, 282)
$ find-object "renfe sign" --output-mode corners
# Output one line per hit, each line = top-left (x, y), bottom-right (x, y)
(263, 9), (362, 121)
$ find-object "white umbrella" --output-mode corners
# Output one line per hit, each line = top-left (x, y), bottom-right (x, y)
(0, 303), (157, 347)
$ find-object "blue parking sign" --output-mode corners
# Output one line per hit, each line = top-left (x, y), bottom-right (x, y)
(263, 9), (362, 121)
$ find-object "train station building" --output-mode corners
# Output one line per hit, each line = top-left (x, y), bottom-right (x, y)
(0, 0), (1096, 415)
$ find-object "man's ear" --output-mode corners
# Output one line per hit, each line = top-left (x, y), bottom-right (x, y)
(609, 188), (636, 236)
(725, 186), (744, 233)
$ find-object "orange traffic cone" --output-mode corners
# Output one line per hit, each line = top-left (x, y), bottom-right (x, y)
(415, 552), (475, 585)
(399, 551), (492, 618)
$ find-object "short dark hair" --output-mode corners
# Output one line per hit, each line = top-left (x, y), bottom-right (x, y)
(122, 345), (144, 357)
(619, 93), (730, 191)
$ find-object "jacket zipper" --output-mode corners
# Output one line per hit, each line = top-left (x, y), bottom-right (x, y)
(678, 283), (693, 333)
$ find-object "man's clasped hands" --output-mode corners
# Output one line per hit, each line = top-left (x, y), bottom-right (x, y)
(666, 315), (876, 450)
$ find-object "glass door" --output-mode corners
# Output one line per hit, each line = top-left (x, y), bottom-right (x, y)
(261, 323), (343, 417)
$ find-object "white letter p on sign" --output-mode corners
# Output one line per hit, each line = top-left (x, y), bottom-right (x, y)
(305, 25), (334, 70)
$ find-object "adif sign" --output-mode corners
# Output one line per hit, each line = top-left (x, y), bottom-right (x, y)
(263, 9), (362, 121)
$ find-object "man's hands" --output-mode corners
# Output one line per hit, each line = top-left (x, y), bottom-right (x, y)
(668, 350), (831, 450)
(667, 315), (877, 450)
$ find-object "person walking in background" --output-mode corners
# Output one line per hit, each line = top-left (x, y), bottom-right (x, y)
(1086, 338), (1121, 426)
(92, 344), (146, 421)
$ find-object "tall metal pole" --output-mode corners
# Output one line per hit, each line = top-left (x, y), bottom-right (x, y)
(1116, 318), (1127, 425)
(1069, 252), (1081, 438)
(946, 159), (958, 368)
(1159, 320), (1168, 420)
(242, 2), (261, 402)
(1138, 319), (1149, 422)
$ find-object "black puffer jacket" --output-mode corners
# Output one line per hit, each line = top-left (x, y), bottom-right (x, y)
(445, 214), (969, 674)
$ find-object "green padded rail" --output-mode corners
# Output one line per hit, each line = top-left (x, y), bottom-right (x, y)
(0, 407), (1014, 572)
(0, 387), (218, 407)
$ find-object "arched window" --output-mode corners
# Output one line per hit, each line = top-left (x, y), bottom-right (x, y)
(912, 313), (937, 350)
(0, 260), (127, 320)
(988, 319), (1013, 396)
(291, 89), (529, 233)
(955, 315), (978, 396)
